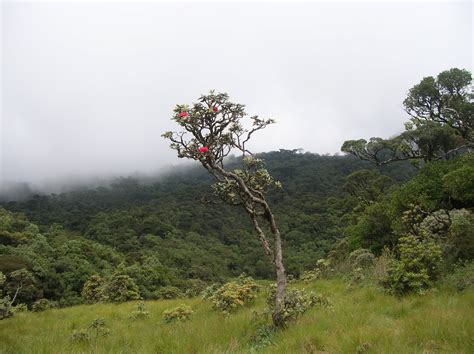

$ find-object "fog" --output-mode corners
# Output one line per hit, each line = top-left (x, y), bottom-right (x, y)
(1, 1), (472, 191)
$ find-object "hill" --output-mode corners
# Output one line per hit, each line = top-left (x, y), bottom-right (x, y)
(1, 277), (473, 353)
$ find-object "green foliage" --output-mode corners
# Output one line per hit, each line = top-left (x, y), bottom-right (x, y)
(299, 259), (331, 282)
(446, 210), (474, 261)
(88, 317), (111, 338)
(342, 68), (473, 166)
(153, 286), (184, 300)
(347, 202), (397, 254)
(68, 329), (90, 343)
(348, 249), (375, 269)
(11, 303), (28, 313)
(0, 296), (13, 320)
(102, 274), (141, 303)
(265, 285), (327, 325)
(82, 275), (106, 303)
(162, 304), (193, 323)
(209, 276), (259, 314)
(383, 235), (443, 295)
(441, 262), (474, 291)
(68, 318), (111, 344)
(443, 165), (474, 205)
(31, 298), (53, 312)
(128, 302), (149, 320)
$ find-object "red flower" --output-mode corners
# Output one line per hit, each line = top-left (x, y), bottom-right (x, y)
(199, 146), (209, 153)
(212, 106), (219, 113)
(179, 112), (189, 117)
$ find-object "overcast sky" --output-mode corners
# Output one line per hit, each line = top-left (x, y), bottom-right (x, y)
(1, 1), (472, 186)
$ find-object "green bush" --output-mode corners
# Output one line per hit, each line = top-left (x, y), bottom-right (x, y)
(441, 262), (474, 291)
(128, 301), (149, 320)
(153, 286), (184, 300)
(162, 304), (193, 323)
(11, 303), (28, 313)
(266, 285), (328, 325)
(383, 235), (443, 295)
(102, 274), (141, 302)
(348, 249), (375, 269)
(209, 276), (259, 314)
(0, 296), (13, 320)
(201, 283), (221, 300)
(300, 259), (331, 282)
(31, 299), (53, 312)
(82, 275), (106, 303)
(69, 329), (90, 343)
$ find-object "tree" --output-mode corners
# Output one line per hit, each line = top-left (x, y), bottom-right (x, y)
(342, 68), (473, 166)
(162, 91), (288, 327)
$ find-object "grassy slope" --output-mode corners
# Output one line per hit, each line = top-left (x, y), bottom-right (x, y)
(1, 279), (473, 354)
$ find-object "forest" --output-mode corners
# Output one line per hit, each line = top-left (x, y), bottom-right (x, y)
(0, 68), (473, 352)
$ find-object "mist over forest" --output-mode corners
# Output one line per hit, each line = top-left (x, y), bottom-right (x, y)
(1, 1), (473, 353)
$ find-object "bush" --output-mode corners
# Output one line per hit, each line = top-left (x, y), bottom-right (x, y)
(32, 298), (53, 312)
(163, 304), (193, 323)
(441, 262), (474, 291)
(153, 286), (184, 300)
(383, 235), (443, 295)
(69, 329), (90, 343)
(128, 301), (149, 320)
(209, 276), (259, 314)
(102, 274), (141, 302)
(348, 249), (375, 269)
(300, 259), (331, 282)
(0, 297), (13, 320)
(373, 247), (394, 285)
(11, 303), (28, 313)
(69, 318), (110, 343)
(82, 275), (106, 303)
(201, 283), (221, 300)
(266, 285), (328, 325)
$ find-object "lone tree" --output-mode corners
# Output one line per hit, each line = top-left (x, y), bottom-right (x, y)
(342, 68), (473, 166)
(162, 91), (288, 327)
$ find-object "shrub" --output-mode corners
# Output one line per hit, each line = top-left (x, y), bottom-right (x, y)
(128, 301), (149, 320)
(69, 329), (90, 343)
(348, 249), (375, 269)
(88, 318), (110, 338)
(102, 274), (141, 302)
(0, 296), (13, 320)
(31, 298), (53, 312)
(153, 286), (184, 300)
(201, 283), (221, 300)
(441, 262), (474, 291)
(69, 318), (110, 343)
(373, 247), (394, 285)
(300, 259), (331, 282)
(82, 275), (106, 303)
(183, 279), (207, 298)
(163, 304), (193, 323)
(11, 303), (28, 313)
(266, 285), (328, 325)
(209, 276), (259, 314)
(383, 235), (443, 295)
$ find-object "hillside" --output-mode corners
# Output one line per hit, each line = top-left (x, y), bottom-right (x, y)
(1, 278), (473, 353)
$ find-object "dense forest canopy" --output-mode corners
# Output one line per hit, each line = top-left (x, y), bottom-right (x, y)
(0, 68), (472, 313)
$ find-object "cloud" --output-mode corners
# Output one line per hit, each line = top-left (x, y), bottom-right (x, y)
(1, 1), (472, 184)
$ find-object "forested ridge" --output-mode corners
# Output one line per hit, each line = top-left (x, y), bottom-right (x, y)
(0, 151), (416, 306)
(0, 68), (473, 326)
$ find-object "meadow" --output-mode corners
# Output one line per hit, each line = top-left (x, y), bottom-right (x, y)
(1, 279), (473, 354)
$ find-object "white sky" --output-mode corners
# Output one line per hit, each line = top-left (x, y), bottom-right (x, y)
(1, 1), (473, 184)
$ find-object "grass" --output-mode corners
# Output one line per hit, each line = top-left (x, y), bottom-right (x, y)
(1, 279), (473, 353)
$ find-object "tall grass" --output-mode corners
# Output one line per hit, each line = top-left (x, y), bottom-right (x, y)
(1, 279), (473, 353)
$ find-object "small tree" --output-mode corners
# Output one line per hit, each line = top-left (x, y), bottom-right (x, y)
(162, 91), (288, 327)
